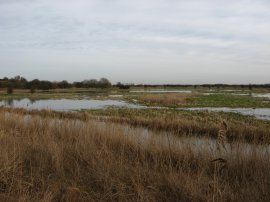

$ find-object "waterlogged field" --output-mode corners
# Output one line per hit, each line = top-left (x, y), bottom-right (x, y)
(0, 87), (270, 201)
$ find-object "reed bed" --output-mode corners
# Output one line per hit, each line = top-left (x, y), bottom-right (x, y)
(138, 93), (196, 106)
(2, 106), (270, 143)
(89, 108), (270, 144)
(0, 108), (270, 201)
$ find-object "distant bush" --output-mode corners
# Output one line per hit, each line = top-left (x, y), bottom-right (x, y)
(30, 87), (36, 94)
(83, 78), (111, 88)
(7, 86), (13, 94)
(98, 78), (112, 88)
(116, 82), (130, 89)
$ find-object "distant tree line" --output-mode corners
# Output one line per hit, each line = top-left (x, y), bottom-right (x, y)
(1, 76), (270, 93)
(0, 76), (112, 92)
(134, 84), (270, 89)
(115, 82), (131, 89)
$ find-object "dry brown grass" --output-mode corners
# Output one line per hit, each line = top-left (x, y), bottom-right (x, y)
(90, 109), (270, 144)
(0, 108), (270, 201)
(138, 93), (196, 106)
(3, 106), (269, 143)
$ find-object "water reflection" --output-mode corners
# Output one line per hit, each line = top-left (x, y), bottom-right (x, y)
(0, 98), (143, 111)
(97, 121), (270, 156)
(6, 99), (14, 106)
(252, 93), (270, 99)
(29, 98), (36, 105)
(1, 98), (270, 121)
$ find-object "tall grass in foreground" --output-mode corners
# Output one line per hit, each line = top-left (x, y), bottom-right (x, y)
(0, 109), (270, 201)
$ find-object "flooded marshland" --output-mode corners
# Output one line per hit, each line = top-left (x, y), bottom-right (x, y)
(0, 98), (143, 110)
(1, 97), (270, 120)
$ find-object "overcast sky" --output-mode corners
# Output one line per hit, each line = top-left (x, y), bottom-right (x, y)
(0, 0), (269, 84)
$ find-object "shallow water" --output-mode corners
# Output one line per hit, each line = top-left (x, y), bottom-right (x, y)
(96, 120), (270, 156)
(252, 93), (270, 99)
(204, 92), (270, 98)
(4, 110), (269, 156)
(177, 107), (270, 120)
(0, 98), (144, 111)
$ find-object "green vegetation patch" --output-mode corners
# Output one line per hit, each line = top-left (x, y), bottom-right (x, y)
(133, 93), (270, 108)
(186, 94), (270, 108)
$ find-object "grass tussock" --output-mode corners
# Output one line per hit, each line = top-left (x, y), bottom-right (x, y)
(0, 108), (270, 201)
(135, 92), (270, 108)
(138, 93), (196, 106)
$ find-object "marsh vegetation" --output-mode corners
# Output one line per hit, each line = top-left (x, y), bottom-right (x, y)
(0, 108), (270, 201)
(0, 84), (270, 201)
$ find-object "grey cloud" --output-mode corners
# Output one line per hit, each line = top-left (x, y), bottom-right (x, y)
(0, 0), (270, 83)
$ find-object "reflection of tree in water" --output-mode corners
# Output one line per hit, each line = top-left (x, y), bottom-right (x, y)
(29, 99), (36, 105)
(5, 99), (14, 106)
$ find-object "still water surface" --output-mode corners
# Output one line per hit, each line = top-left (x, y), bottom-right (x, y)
(178, 107), (270, 120)
(1, 98), (270, 120)
(0, 98), (143, 111)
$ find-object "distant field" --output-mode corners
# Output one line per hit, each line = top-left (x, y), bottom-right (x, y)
(1, 86), (270, 108)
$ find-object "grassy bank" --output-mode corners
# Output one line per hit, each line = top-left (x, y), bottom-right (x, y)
(1, 87), (270, 108)
(134, 93), (270, 108)
(87, 108), (270, 144)
(3, 107), (270, 144)
(0, 108), (270, 201)
(187, 94), (270, 108)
